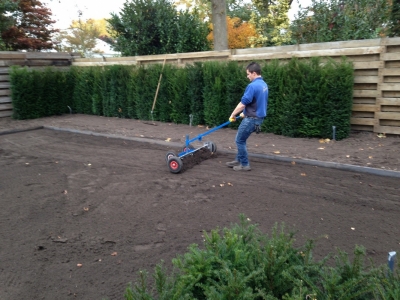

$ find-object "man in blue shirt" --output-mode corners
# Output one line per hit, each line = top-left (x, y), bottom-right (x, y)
(227, 62), (269, 171)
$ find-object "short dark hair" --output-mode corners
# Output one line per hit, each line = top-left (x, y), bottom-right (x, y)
(246, 62), (261, 75)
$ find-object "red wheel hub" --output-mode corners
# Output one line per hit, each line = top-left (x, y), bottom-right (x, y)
(169, 160), (178, 169)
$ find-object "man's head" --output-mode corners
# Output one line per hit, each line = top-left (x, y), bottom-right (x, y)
(246, 62), (261, 81)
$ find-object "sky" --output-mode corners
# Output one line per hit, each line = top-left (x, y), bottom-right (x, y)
(42, 0), (312, 30)
(42, 0), (127, 30)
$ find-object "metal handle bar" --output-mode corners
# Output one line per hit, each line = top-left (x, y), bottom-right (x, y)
(185, 116), (240, 145)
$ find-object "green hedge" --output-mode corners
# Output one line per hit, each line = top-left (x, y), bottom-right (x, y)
(9, 58), (354, 139)
(123, 215), (400, 300)
(10, 67), (70, 119)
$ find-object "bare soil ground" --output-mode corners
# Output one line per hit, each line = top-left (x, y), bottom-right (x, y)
(0, 114), (399, 300)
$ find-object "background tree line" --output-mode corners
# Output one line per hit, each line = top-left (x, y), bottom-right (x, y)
(1, 0), (399, 56)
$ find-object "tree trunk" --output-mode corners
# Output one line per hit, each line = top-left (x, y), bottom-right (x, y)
(211, 0), (228, 50)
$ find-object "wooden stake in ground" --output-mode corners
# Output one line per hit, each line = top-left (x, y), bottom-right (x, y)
(151, 57), (167, 121)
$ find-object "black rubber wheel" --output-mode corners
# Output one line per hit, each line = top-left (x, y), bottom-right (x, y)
(210, 141), (217, 153)
(168, 157), (183, 174)
(181, 144), (194, 153)
(165, 151), (177, 163)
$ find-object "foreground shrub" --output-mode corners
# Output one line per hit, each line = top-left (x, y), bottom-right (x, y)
(124, 215), (399, 300)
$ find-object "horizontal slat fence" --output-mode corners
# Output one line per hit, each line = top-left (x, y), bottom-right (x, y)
(0, 66), (12, 118)
(2, 38), (400, 135)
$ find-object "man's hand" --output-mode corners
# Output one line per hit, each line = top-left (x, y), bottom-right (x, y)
(239, 112), (245, 118)
(229, 117), (236, 122)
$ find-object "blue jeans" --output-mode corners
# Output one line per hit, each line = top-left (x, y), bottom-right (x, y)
(235, 117), (264, 166)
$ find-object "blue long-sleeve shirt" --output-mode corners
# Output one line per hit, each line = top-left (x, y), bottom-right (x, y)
(241, 77), (268, 118)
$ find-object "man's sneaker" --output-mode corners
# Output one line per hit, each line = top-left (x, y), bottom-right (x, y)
(226, 160), (240, 168)
(233, 165), (251, 171)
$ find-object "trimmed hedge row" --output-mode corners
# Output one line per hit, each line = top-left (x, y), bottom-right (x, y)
(10, 58), (353, 140)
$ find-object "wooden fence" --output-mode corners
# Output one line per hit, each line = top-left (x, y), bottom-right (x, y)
(1, 37), (400, 135)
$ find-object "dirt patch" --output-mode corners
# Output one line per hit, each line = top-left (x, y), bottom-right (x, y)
(1, 114), (400, 172)
(0, 116), (399, 300)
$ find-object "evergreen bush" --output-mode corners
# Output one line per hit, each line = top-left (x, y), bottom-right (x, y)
(262, 60), (286, 135)
(41, 69), (64, 116)
(296, 58), (326, 138)
(134, 65), (167, 121)
(262, 57), (353, 140)
(225, 61), (248, 130)
(102, 65), (132, 118)
(10, 66), (36, 119)
(91, 66), (105, 116)
(168, 65), (190, 124)
(319, 58), (354, 140)
(66, 67), (79, 113)
(9, 58), (354, 139)
(202, 61), (229, 127)
(156, 64), (174, 122)
(10, 66), (69, 119)
(186, 62), (205, 126)
(127, 67), (140, 119)
(62, 68), (76, 114)
(72, 66), (96, 115)
(279, 59), (303, 137)
(123, 215), (400, 300)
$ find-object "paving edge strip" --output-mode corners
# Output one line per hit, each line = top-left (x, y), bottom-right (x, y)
(5, 125), (397, 179)
(248, 152), (400, 178)
(0, 126), (44, 136)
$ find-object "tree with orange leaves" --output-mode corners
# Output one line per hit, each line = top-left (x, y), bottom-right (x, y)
(207, 16), (259, 49)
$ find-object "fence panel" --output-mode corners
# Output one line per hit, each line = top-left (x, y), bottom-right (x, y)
(375, 38), (400, 134)
(0, 67), (12, 117)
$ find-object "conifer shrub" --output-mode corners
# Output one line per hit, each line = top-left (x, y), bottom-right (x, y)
(124, 215), (399, 300)
(296, 58), (326, 138)
(40, 68), (68, 116)
(10, 66), (39, 119)
(262, 57), (353, 140)
(278, 58), (304, 137)
(202, 61), (230, 127)
(186, 62), (205, 126)
(225, 61), (248, 129)
(101, 65), (132, 118)
(9, 58), (354, 139)
(262, 60), (286, 135)
(156, 64), (175, 123)
(127, 67), (140, 119)
(91, 67), (105, 116)
(62, 68), (76, 114)
(134, 64), (168, 121)
(72, 66), (96, 115)
(319, 58), (354, 140)
(66, 67), (80, 113)
(168, 65), (190, 124)
(10, 66), (69, 119)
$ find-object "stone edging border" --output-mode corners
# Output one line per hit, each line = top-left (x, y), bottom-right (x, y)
(0, 126), (44, 136)
(2, 126), (399, 178)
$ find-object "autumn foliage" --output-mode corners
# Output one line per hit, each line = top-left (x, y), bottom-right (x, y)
(207, 16), (258, 49)
(1, 0), (57, 51)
